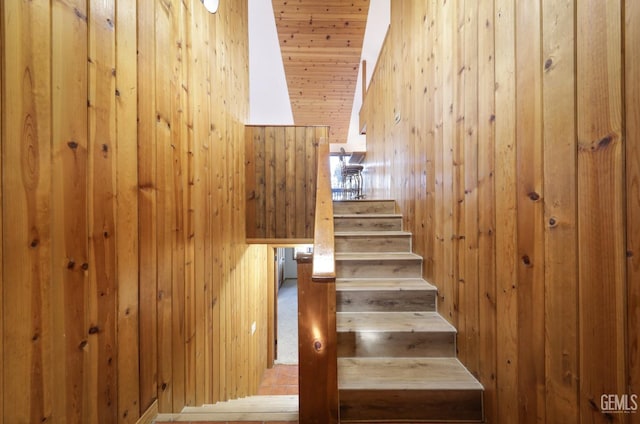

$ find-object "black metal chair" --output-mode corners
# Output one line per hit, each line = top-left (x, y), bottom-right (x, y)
(339, 147), (364, 199)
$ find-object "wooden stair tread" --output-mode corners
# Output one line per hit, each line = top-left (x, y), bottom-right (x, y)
(191, 395), (298, 413)
(334, 213), (402, 218)
(164, 395), (299, 421)
(336, 278), (436, 291)
(338, 358), (483, 391)
(336, 252), (422, 261)
(333, 199), (397, 215)
(333, 199), (395, 202)
(334, 230), (411, 237)
(337, 311), (455, 333)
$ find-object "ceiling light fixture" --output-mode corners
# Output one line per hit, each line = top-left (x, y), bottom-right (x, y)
(202, 0), (219, 13)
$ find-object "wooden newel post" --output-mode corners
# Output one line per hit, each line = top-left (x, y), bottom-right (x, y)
(296, 252), (339, 424)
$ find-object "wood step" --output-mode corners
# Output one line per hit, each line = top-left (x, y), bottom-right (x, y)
(336, 252), (423, 278)
(336, 278), (437, 312)
(334, 214), (403, 232)
(338, 358), (483, 422)
(160, 395), (298, 421)
(333, 199), (396, 215)
(335, 230), (412, 253)
(337, 311), (456, 358)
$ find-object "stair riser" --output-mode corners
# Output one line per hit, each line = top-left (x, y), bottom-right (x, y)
(339, 389), (483, 422)
(334, 217), (402, 232)
(338, 332), (455, 358)
(335, 235), (411, 253)
(333, 200), (396, 215)
(336, 260), (423, 278)
(337, 290), (436, 312)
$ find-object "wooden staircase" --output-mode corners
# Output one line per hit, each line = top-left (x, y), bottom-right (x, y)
(334, 199), (484, 423)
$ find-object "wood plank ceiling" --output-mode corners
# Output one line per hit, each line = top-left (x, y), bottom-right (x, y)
(272, 0), (370, 143)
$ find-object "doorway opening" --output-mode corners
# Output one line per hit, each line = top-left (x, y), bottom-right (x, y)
(274, 247), (298, 364)
(268, 244), (311, 368)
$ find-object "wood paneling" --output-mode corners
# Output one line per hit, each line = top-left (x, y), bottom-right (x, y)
(627, 0), (640, 406)
(115, 0), (140, 421)
(576, 2), (626, 422)
(542, 1), (578, 422)
(360, 0), (636, 422)
(272, 0), (369, 143)
(137, 0), (158, 413)
(2, 1), (53, 422)
(1, 0), (268, 421)
(476, 0), (497, 419)
(493, 1), (518, 421)
(245, 125), (328, 241)
(136, 0), (269, 413)
(51, 0), (90, 422)
(0, 1), (3, 420)
(515, 1), (544, 421)
(88, 0), (118, 421)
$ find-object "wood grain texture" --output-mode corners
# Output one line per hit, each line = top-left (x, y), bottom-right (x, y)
(155, 0), (175, 411)
(184, 0), (197, 407)
(189, 0), (208, 405)
(0, 1), (3, 420)
(2, 0), (267, 420)
(477, 0), (497, 419)
(422, 0), (435, 284)
(3, 0), (636, 422)
(460, 0), (479, 376)
(542, 1), (579, 422)
(493, 1), (518, 421)
(515, 0), (545, 422)
(245, 125), (326, 241)
(432, 0), (444, 347)
(88, 0), (119, 420)
(115, 0), (140, 420)
(285, 127), (296, 238)
(312, 139), (335, 281)
(305, 127), (318, 238)
(2, 0), (53, 422)
(626, 0), (640, 407)
(577, 1), (626, 422)
(360, 0), (634, 422)
(137, 0), (159, 413)
(272, 0), (369, 142)
(297, 257), (338, 424)
(170, 0), (186, 411)
(440, 0), (456, 326)
(295, 126), (307, 237)
(51, 0), (89, 422)
(275, 127), (286, 238)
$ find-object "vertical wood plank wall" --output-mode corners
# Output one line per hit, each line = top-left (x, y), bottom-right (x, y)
(245, 125), (327, 241)
(360, 1), (637, 423)
(627, 0), (640, 412)
(1, 0), (268, 422)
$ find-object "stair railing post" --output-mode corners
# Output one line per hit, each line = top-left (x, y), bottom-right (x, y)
(296, 137), (338, 423)
(296, 251), (338, 424)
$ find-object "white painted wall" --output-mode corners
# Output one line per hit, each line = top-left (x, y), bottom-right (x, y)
(248, 0), (294, 125)
(337, 0), (390, 153)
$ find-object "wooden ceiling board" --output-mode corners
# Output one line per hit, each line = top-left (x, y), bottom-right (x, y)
(273, 0), (370, 142)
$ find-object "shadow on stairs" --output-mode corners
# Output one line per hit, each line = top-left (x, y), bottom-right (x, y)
(334, 199), (484, 423)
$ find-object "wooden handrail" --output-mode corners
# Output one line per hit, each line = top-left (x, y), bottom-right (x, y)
(311, 138), (336, 282)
